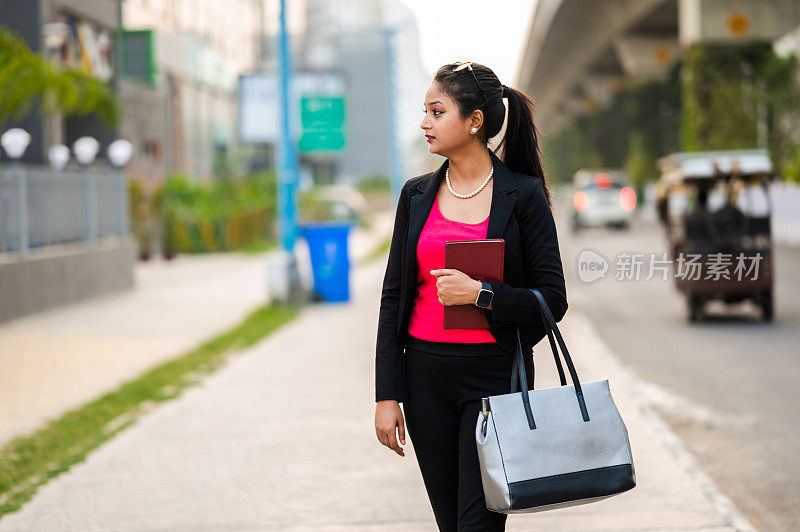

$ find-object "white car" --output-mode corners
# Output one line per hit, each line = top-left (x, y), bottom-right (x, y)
(571, 171), (637, 231)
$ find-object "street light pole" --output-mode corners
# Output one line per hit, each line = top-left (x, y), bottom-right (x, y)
(15, 161), (28, 255)
(73, 136), (100, 244)
(1, 128), (32, 256)
(108, 139), (133, 238)
(381, 26), (404, 208)
(273, 0), (303, 305)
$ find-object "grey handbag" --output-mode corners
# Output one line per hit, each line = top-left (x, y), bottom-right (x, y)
(475, 288), (636, 513)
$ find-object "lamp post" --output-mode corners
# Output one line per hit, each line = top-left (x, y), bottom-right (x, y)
(45, 144), (70, 248)
(73, 136), (99, 244)
(1, 128), (31, 255)
(108, 139), (133, 238)
(270, 0), (303, 305)
(381, 26), (403, 208)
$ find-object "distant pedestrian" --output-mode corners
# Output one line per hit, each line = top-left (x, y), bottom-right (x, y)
(374, 61), (568, 531)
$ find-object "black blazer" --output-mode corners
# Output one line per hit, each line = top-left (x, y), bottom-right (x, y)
(375, 148), (568, 402)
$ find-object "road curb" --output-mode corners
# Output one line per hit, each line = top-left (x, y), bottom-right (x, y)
(570, 310), (757, 532)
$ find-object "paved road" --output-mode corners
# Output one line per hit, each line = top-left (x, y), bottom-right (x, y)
(557, 203), (800, 531)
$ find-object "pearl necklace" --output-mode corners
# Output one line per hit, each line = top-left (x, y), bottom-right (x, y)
(445, 164), (494, 199)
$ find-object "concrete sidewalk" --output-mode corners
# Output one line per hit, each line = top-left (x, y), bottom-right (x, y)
(0, 253), (753, 530)
(0, 212), (394, 446)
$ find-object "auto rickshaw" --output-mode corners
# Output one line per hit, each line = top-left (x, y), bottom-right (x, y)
(655, 149), (775, 322)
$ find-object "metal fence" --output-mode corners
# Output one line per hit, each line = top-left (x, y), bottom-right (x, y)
(0, 165), (129, 256)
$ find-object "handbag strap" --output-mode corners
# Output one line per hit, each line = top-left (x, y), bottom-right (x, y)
(509, 289), (590, 425)
(512, 324), (536, 429)
(510, 303), (567, 393)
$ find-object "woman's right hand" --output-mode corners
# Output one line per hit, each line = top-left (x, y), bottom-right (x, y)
(375, 400), (406, 457)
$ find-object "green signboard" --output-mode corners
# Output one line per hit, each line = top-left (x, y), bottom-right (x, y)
(122, 30), (156, 86)
(299, 95), (346, 152)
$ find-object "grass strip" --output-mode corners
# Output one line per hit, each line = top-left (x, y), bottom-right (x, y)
(235, 238), (279, 255)
(0, 302), (300, 517)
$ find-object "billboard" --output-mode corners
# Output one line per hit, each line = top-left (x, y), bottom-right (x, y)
(237, 71), (346, 146)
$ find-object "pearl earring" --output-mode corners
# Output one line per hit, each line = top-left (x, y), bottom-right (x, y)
(471, 128), (477, 133)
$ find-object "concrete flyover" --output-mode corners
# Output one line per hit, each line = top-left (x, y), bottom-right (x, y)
(516, 0), (800, 134)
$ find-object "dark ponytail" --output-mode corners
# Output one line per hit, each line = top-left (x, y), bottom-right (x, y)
(434, 63), (553, 210)
(498, 86), (552, 209)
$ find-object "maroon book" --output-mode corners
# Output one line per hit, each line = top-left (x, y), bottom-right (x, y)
(443, 239), (505, 329)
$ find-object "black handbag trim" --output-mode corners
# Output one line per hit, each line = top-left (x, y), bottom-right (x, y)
(508, 463), (635, 509)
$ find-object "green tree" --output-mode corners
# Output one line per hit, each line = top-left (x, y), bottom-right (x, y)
(680, 42), (800, 178)
(0, 26), (118, 128)
(542, 64), (681, 187)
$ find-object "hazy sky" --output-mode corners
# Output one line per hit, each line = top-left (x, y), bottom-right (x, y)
(395, 0), (538, 84)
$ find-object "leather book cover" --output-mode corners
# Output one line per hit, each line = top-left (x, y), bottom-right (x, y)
(443, 239), (504, 329)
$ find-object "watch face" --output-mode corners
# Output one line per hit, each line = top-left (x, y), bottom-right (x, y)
(477, 289), (493, 308)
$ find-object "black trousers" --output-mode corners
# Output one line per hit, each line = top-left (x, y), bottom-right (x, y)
(402, 340), (535, 532)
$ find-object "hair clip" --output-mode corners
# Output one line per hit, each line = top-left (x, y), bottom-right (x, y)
(453, 61), (473, 72)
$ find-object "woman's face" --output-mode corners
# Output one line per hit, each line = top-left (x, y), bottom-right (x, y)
(420, 82), (483, 157)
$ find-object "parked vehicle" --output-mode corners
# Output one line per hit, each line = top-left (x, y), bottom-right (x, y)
(571, 169), (636, 232)
(655, 149), (775, 322)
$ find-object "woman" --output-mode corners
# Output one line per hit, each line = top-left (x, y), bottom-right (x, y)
(374, 61), (568, 531)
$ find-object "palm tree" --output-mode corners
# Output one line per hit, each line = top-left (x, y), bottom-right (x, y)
(0, 26), (118, 128)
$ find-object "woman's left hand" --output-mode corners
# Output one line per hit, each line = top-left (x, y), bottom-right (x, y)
(430, 269), (481, 306)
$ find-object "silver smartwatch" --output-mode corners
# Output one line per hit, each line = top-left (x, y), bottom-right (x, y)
(474, 281), (494, 309)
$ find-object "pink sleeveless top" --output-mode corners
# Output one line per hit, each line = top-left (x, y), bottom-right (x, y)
(407, 193), (498, 343)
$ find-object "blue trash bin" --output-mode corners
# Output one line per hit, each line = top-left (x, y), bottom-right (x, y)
(299, 221), (354, 302)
